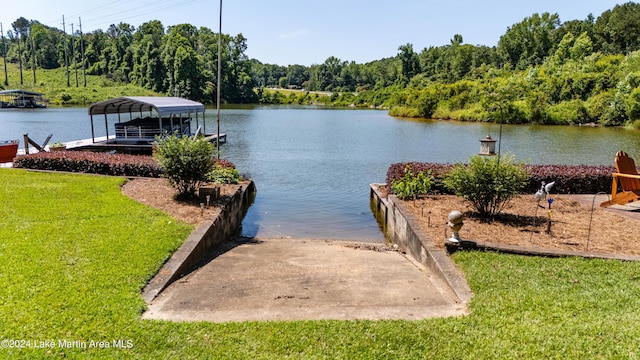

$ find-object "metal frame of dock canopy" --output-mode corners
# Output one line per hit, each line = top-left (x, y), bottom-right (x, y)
(0, 89), (47, 108)
(87, 96), (206, 143)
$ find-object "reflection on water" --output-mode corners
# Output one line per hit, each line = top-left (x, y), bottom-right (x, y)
(4, 106), (640, 241)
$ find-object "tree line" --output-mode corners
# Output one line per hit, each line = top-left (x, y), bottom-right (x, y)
(2, 2), (640, 125)
(2, 18), (256, 103)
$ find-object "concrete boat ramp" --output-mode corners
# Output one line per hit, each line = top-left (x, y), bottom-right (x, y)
(143, 237), (467, 323)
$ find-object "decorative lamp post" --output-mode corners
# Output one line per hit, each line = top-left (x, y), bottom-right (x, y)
(479, 135), (497, 156)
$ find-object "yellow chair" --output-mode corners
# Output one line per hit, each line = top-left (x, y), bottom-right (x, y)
(601, 151), (640, 207)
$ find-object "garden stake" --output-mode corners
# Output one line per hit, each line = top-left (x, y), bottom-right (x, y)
(545, 198), (554, 234)
(587, 192), (609, 251)
(530, 203), (538, 244)
(206, 195), (211, 208)
(200, 203), (204, 216)
(531, 180), (556, 241)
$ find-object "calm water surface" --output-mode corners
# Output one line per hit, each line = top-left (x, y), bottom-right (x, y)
(3, 106), (640, 241)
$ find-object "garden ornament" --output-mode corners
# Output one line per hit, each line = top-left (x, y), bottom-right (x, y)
(447, 210), (464, 243)
(534, 181), (555, 202)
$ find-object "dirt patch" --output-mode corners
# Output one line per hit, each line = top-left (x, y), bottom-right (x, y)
(121, 178), (240, 226)
(400, 193), (640, 256)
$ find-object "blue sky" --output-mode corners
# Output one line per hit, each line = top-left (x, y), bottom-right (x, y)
(1, 0), (629, 66)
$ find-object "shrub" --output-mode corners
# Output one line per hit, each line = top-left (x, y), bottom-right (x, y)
(546, 100), (588, 124)
(388, 106), (420, 118)
(153, 135), (216, 199)
(443, 154), (530, 218)
(390, 165), (433, 200)
(208, 164), (242, 184)
(387, 162), (615, 196)
(386, 162), (454, 194)
(13, 151), (163, 177)
(523, 164), (613, 194)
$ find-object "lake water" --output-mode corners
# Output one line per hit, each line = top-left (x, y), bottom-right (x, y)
(3, 106), (640, 241)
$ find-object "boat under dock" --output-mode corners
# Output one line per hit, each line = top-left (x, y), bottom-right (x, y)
(66, 133), (227, 154)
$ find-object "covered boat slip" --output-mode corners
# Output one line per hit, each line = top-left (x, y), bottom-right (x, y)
(0, 89), (47, 108)
(84, 96), (225, 154)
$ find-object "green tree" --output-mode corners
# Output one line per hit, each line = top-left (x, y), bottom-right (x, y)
(29, 22), (60, 69)
(104, 22), (135, 82)
(570, 32), (593, 60)
(625, 87), (640, 121)
(221, 33), (257, 103)
(498, 12), (560, 70)
(131, 20), (165, 92)
(398, 43), (420, 83)
(162, 25), (200, 97)
(594, 2), (640, 54)
(85, 30), (109, 75)
(287, 64), (309, 88)
(550, 32), (575, 66)
(173, 45), (204, 100)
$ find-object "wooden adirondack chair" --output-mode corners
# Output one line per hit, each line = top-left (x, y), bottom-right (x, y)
(600, 151), (640, 207)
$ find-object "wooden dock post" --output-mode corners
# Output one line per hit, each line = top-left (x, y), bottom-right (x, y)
(23, 133), (52, 154)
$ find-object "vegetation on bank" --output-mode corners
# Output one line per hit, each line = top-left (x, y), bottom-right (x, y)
(12, 148), (239, 183)
(3, 169), (640, 358)
(4, 3), (640, 125)
(390, 165), (433, 201)
(386, 161), (614, 196)
(390, 156), (583, 219)
(0, 60), (157, 105)
(13, 150), (163, 176)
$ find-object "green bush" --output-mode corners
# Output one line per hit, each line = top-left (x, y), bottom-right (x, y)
(387, 162), (613, 195)
(208, 164), (243, 184)
(388, 105), (420, 118)
(153, 135), (216, 199)
(391, 165), (433, 200)
(546, 100), (588, 124)
(584, 90), (614, 123)
(13, 151), (163, 177)
(443, 154), (529, 218)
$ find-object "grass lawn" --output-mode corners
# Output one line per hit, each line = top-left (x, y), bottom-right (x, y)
(2, 168), (640, 359)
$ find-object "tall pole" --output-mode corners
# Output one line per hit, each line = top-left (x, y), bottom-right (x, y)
(17, 30), (23, 85)
(497, 103), (503, 168)
(70, 23), (78, 86)
(30, 25), (36, 84)
(62, 16), (69, 87)
(216, 0), (222, 160)
(1, 23), (8, 86)
(79, 17), (86, 87)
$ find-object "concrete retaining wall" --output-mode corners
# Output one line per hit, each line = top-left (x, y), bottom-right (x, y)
(370, 184), (473, 304)
(143, 180), (256, 302)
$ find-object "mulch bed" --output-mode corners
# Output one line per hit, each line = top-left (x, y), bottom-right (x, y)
(402, 194), (640, 256)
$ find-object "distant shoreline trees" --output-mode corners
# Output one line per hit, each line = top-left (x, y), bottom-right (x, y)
(2, 2), (640, 125)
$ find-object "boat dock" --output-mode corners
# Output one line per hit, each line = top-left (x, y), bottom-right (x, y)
(0, 89), (47, 108)
(13, 133), (226, 157)
(65, 133), (226, 154)
(9, 96), (227, 157)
